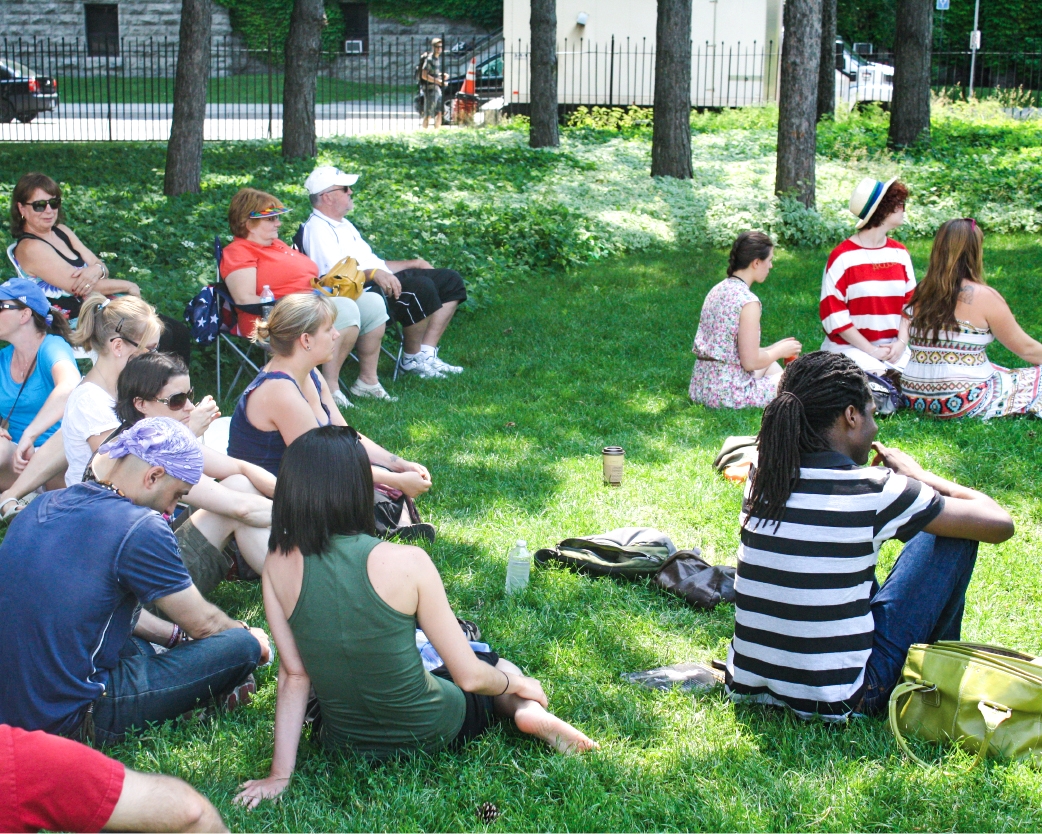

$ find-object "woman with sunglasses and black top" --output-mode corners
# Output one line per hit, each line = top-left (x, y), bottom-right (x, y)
(0, 278), (79, 501)
(9, 172), (192, 366)
(84, 352), (277, 594)
(902, 218), (1042, 419)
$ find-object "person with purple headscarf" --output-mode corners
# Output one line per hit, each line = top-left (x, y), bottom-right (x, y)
(0, 417), (271, 745)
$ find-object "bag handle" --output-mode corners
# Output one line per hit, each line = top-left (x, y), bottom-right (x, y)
(889, 682), (1012, 770)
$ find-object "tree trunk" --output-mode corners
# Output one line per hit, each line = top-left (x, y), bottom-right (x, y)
(164, 0), (212, 196)
(529, 0), (559, 147)
(775, 0), (822, 207)
(889, 0), (932, 148)
(651, 0), (693, 179)
(816, 0), (837, 121)
(282, 0), (324, 159)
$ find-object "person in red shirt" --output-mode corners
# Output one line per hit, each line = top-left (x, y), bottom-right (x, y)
(819, 178), (914, 375)
(0, 724), (225, 833)
(220, 188), (390, 409)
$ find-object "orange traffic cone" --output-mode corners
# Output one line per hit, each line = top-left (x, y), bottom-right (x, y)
(461, 58), (477, 96)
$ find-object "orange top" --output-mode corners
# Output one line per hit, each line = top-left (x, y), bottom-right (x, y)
(219, 237), (319, 337)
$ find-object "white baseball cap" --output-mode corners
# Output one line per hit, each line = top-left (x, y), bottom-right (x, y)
(304, 166), (359, 195)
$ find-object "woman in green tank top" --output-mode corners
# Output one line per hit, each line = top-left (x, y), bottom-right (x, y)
(235, 426), (597, 808)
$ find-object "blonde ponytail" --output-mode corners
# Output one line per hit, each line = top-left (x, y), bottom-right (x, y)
(251, 292), (336, 357)
(71, 293), (162, 354)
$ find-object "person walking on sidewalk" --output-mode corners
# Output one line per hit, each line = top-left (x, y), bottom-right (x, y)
(299, 166), (468, 381)
(420, 38), (448, 129)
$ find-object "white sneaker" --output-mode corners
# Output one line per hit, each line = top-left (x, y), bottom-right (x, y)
(332, 389), (354, 409)
(400, 354), (446, 379)
(349, 379), (399, 402)
(424, 348), (463, 375)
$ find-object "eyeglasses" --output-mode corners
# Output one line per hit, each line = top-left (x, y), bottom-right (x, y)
(110, 317), (158, 352)
(27, 197), (61, 212)
(153, 389), (194, 410)
(0, 301), (25, 312)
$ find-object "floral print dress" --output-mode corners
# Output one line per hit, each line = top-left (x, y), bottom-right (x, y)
(689, 277), (779, 409)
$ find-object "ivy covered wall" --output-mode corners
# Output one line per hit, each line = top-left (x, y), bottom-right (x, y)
(214, 0), (501, 52)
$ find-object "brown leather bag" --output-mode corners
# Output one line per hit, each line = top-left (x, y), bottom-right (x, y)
(653, 549), (736, 610)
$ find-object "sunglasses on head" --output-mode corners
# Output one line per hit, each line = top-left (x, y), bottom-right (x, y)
(963, 217), (978, 231)
(153, 389), (194, 410)
(110, 317), (157, 352)
(27, 197), (61, 212)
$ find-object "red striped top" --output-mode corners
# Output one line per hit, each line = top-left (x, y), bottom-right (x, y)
(819, 239), (915, 345)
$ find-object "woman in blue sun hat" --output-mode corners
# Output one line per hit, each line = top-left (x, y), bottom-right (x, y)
(0, 277), (79, 492)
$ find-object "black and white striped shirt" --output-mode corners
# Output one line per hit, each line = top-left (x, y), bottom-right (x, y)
(725, 451), (944, 720)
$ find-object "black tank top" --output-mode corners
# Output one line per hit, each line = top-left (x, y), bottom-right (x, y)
(16, 227), (86, 268)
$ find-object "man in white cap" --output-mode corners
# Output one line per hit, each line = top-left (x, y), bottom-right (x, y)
(0, 417), (270, 746)
(297, 166), (468, 380)
(819, 177), (914, 375)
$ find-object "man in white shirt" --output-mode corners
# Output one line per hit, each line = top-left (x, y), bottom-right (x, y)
(299, 166), (468, 379)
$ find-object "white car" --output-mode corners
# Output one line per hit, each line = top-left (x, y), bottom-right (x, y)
(834, 40), (893, 107)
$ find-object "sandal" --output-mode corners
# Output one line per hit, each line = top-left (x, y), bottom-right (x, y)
(0, 496), (27, 522)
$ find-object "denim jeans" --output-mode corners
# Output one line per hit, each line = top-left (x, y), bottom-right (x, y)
(859, 532), (979, 715)
(90, 628), (261, 746)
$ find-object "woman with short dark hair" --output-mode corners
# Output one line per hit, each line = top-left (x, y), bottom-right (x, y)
(234, 426), (597, 807)
(10, 172), (192, 366)
(689, 231), (801, 408)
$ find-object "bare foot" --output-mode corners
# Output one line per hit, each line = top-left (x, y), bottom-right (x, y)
(512, 701), (599, 754)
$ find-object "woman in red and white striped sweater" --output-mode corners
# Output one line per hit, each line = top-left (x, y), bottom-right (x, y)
(819, 178), (914, 375)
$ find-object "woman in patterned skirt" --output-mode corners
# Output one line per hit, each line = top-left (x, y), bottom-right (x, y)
(689, 231), (801, 409)
(902, 218), (1042, 418)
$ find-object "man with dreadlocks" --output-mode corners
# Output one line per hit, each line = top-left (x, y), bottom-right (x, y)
(726, 352), (1014, 720)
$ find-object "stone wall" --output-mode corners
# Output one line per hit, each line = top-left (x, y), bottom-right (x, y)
(1, 0), (233, 41)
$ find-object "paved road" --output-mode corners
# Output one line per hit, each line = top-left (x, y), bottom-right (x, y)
(1, 101), (426, 141)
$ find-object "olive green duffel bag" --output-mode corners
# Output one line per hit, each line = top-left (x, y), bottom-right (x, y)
(889, 641), (1042, 769)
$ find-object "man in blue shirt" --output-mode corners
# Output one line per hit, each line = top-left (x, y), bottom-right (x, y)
(0, 417), (270, 744)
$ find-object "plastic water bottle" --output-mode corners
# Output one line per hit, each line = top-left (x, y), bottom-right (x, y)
(505, 539), (531, 595)
(259, 285), (275, 319)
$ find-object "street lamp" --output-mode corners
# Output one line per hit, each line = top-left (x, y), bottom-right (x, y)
(968, 0), (981, 97)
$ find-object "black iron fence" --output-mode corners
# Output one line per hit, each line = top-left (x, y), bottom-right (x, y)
(2, 36), (1041, 143)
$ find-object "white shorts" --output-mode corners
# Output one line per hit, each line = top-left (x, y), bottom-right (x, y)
(820, 338), (910, 375)
(330, 291), (389, 335)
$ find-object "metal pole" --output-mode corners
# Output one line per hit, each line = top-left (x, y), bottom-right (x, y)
(968, 0), (981, 98)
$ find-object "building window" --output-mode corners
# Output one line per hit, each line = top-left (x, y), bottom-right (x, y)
(85, 4), (120, 57)
(341, 2), (369, 54)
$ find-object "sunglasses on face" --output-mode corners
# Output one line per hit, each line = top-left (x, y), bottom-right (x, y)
(0, 301), (26, 312)
(26, 197), (61, 212)
(153, 389), (194, 410)
(326, 186), (351, 194)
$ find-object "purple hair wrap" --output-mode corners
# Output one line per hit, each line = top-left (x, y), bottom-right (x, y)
(99, 417), (204, 485)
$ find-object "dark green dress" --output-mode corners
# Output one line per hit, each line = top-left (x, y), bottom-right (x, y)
(287, 533), (466, 759)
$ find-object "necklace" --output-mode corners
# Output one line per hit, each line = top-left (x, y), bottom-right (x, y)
(94, 480), (126, 498)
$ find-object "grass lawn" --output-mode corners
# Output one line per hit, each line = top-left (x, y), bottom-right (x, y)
(56, 74), (412, 105)
(100, 237), (1042, 831)
(1, 119), (1041, 829)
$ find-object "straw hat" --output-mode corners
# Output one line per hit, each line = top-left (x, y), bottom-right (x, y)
(849, 177), (899, 229)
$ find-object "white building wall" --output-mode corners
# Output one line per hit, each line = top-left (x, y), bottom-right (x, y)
(503, 0), (782, 106)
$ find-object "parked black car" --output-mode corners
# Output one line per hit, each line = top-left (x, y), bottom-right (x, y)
(442, 53), (503, 121)
(0, 59), (59, 123)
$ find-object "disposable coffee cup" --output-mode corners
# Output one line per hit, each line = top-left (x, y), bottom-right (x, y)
(602, 446), (624, 487)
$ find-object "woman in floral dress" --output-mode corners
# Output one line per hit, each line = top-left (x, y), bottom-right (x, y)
(903, 219), (1042, 419)
(690, 232), (801, 409)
